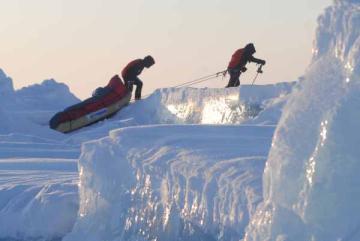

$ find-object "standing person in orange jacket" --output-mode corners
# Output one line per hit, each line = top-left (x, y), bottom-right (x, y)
(226, 43), (266, 88)
(122, 55), (155, 100)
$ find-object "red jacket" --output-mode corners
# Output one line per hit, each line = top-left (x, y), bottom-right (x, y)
(228, 48), (245, 69)
(121, 59), (145, 79)
(228, 48), (264, 70)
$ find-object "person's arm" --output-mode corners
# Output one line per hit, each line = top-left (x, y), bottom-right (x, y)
(249, 56), (266, 65)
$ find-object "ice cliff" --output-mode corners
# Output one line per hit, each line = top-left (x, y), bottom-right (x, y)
(64, 125), (274, 241)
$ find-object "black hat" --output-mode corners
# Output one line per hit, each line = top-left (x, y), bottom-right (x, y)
(245, 43), (256, 54)
(143, 55), (155, 68)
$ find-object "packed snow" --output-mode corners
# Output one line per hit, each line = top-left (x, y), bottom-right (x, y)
(1, 0), (359, 240)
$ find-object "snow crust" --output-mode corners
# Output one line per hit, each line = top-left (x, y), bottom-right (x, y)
(244, 1), (360, 240)
(0, 158), (79, 240)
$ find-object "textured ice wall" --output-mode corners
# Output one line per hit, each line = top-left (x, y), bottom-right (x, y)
(64, 125), (274, 241)
(118, 85), (293, 126)
(245, 1), (360, 240)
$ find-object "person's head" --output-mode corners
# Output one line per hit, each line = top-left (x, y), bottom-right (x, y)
(143, 55), (155, 68)
(245, 43), (256, 55)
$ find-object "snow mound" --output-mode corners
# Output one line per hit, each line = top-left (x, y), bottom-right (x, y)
(245, 1), (360, 240)
(64, 125), (274, 241)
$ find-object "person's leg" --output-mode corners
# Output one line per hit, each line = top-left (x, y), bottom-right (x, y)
(124, 76), (134, 92)
(234, 71), (241, 87)
(226, 69), (241, 87)
(133, 77), (143, 100)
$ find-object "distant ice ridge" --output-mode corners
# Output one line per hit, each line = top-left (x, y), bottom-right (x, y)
(0, 69), (79, 138)
(64, 125), (274, 241)
(15, 78), (80, 111)
(244, 1), (360, 240)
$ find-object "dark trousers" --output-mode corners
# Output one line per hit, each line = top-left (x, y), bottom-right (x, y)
(124, 76), (143, 100)
(226, 69), (241, 88)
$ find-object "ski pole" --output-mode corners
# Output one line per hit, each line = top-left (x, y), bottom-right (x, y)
(251, 64), (264, 86)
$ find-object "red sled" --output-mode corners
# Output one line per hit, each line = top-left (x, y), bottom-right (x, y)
(49, 75), (131, 133)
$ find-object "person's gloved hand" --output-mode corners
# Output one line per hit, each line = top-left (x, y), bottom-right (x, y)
(241, 67), (247, 72)
(260, 60), (266, 65)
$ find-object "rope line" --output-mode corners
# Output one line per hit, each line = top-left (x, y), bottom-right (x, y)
(130, 70), (226, 101)
(130, 67), (262, 102)
(172, 70), (226, 88)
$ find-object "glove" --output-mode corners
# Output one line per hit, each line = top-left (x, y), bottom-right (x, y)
(260, 60), (266, 65)
(241, 67), (247, 72)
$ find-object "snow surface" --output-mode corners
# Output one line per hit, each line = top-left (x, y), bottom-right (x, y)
(0, 67), (293, 241)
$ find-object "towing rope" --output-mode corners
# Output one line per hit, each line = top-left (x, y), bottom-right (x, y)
(173, 70), (227, 88)
(131, 66), (263, 101)
(130, 70), (226, 101)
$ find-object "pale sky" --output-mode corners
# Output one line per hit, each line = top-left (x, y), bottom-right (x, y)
(0, 0), (332, 99)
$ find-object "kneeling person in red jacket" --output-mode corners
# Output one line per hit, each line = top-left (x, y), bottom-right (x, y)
(122, 55), (155, 100)
(226, 43), (265, 88)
